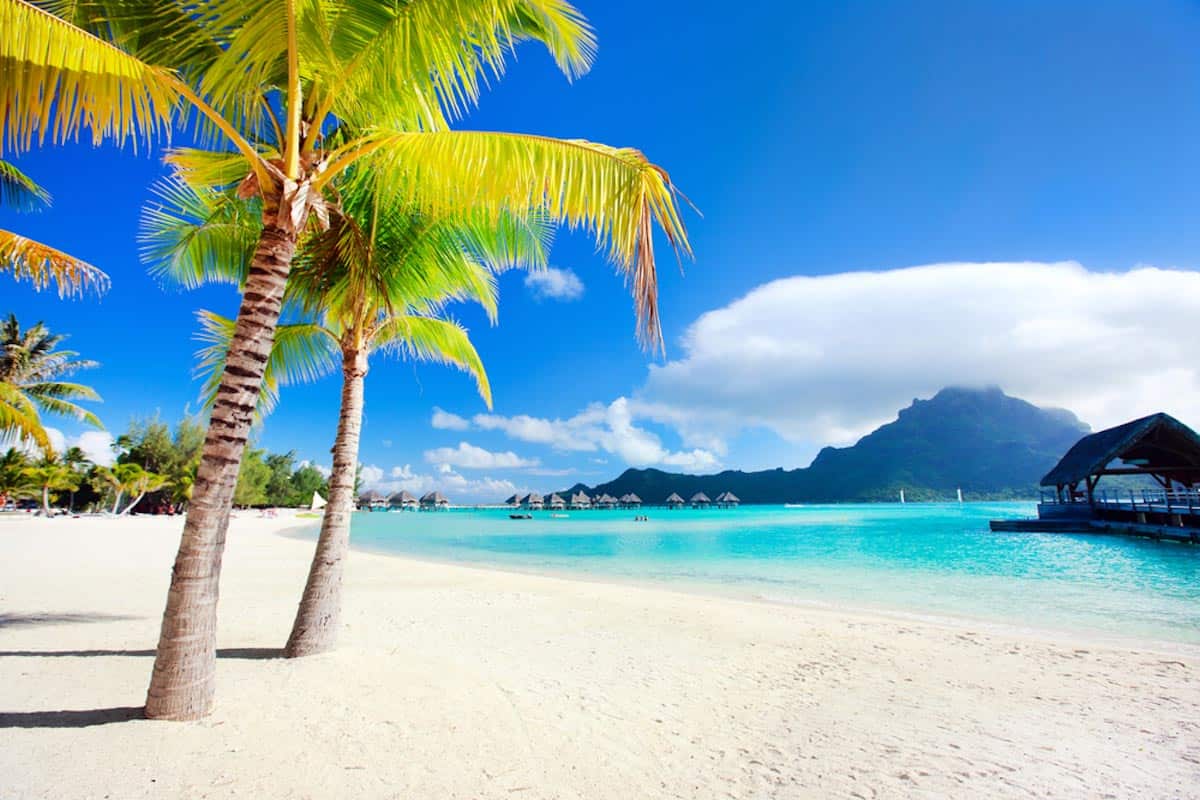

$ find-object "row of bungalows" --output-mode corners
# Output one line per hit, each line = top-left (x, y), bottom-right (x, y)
(356, 491), (449, 511)
(663, 491), (740, 509)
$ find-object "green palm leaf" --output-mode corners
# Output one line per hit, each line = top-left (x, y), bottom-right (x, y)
(0, 159), (51, 210)
(372, 314), (492, 408)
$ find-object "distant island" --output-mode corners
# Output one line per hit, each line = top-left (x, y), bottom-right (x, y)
(557, 387), (1090, 503)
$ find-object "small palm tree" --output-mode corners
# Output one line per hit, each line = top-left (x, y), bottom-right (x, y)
(0, 159), (110, 296)
(96, 462), (171, 515)
(0, 315), (103, 455)
(23, 457), (81, 515)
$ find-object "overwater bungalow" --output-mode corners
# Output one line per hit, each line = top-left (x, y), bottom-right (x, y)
(419, 491), (450, 511)
(665, 492), (685, 509)
(388, 491), (418, 511)
(594, 494), (617, 509)
(569, 491), (592, 510)
(716, 491), (740, 509)
(546, 493), (566, 510)
(690, 492), (712, 509)
(504, 494), (524, 507)
(991, 412), (1200, 542)
(357, 491), (388, 512)
(524, 492), (545, 510)
(621, 493), (642, 509)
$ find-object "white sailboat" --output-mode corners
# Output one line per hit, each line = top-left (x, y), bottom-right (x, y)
(899, 489), (906, 504)
(957, 488), (964, 504)
(310, 491), (327, 512)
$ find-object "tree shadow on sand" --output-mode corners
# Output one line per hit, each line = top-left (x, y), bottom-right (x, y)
(0, 648), (283, 728)
(0, 647), (282, 659)
(0, 706), (145, 728)
(0, 612), (142, 628)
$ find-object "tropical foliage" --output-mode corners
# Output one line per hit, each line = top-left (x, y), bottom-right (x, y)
(0, 158), (111, 296)
(6, 0), (692, 720)
(0, 314), (103, 455)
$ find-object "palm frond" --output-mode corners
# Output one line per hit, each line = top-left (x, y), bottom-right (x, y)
(0, 0), (178, 153)
(371, 314), (492, 408)
(0, 227), (110, 296)
(140, 177), (261, 289)
(335, 130), (692, 350)
(0, 381), (51, 454)
(0, 159), (51, 210)
(193, 310), (338, 418)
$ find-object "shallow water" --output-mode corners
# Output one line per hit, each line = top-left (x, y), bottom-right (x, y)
(344, 503), (1200, 645)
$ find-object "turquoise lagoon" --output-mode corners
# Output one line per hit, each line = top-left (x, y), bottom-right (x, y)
(342, 503), (1200, 645)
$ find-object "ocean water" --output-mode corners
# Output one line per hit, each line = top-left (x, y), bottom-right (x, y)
(342, 503), (1200, 645)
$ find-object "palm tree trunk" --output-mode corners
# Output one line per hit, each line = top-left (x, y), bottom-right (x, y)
(41, 484), (50, 515)
(284, 343), (368, 657)
(120, 491), (146, 516)
(111, 489), (123, 516)
(145, 209), (299, 720)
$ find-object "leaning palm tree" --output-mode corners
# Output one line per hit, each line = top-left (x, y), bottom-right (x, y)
(23, 457), (80, 515)
(96, 462), (172, 515)
(0, 314), (103, 455)
(149, 172), (542, 656)
(0, 159), (110, 295)
(10, 0), (691, 719)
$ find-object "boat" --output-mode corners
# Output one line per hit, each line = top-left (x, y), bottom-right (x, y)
(550, 513), (569, 519)
(509, 513), (533, 520)
(784, 503), (805, 508)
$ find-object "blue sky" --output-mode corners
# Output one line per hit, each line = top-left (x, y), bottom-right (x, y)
(7, 1), (1200, 500)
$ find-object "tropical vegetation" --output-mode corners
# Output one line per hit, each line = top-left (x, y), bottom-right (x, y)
(6, 0), (691, 720)
(0, 314), (103, 456)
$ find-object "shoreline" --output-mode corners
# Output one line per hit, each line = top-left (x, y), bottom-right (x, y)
(281, 516), (1200, 659)
(3, 512), (1198, 798)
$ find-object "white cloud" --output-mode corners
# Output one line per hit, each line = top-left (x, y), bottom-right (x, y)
(361, 462), (528, 503)
(11, 428), (116, 466)
(640, 261), (1200, 458)
(431, 407), (471, 431)
(424, 441), (540, 469)
(524, 267), (584, 301)
(471, 397), (721, 473)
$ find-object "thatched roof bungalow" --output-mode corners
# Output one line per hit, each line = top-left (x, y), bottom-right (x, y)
(594, 493), (617, 509)
(388, 491), (418, 510)
(546, 492), (566, 510)
(716, 491), (740, 508)
(524, 492), (544, 509)
(620, 493), (642, 508)
(569, 491), (591, 509)
(357, 491), (387, 511)
(690, 492), (712, 508)
(665, 492), (685, 509)
(419, 491), (449, 511)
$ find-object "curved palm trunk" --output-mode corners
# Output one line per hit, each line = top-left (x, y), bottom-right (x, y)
(284, 343), (367, 657)
(40, 484), (50, 515)
(145, 209), (298, 720)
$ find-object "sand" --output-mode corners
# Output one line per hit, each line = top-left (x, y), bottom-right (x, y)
(1, 511), (1197, 799)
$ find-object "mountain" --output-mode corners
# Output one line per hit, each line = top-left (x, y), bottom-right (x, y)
(558, 387), (1089, 503)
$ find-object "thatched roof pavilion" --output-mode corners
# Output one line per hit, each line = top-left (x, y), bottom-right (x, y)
(623, 493), (642, 507)
(547, 492), (566, 509)
(524, 492), (544, 508)
(594, 493), (617, 508)
(716, 491), (740, 508)
(1042, 413), (1200, 502)
(569, 491), (591, 509)
(665, 492), (685, 508)
(690, 492), (711, 507)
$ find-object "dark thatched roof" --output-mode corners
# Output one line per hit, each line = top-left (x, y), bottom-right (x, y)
(690, 492), (711, 503)
(665, 493), (685, 504)
(1041, 413), (1200, 487)
(388, 491), (417, 504)
(420, 492), (448, 504)
(721, 492), (740, 503)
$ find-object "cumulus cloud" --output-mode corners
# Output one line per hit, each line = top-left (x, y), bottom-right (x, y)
(524, 268), (584, 301)
(361, 462), (527, 503)
(640, 262), (1200, 454)
(424, 442), (540, 469)
(431, 407), (470, 431)
(12, 428), (116, 465)
(470, 398), (721, 473)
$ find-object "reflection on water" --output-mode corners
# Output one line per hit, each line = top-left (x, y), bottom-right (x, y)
(340, 503), (1200, 644)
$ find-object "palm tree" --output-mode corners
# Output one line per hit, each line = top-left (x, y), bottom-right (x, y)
(0, 159), (110, 296)
(163, 176), (544, 657)
(10, 0), (691, 719)
(0, 315), (103, 456)
(96, 462), (172, 515)
(23, 457), (81, 515)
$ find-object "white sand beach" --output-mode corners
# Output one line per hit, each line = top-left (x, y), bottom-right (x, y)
(1, 512), (1197, 799)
